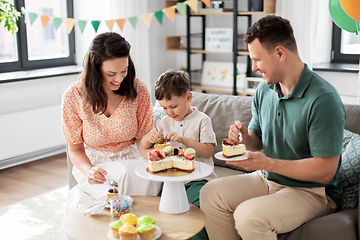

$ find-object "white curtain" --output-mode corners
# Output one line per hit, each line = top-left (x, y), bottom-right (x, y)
(275, 0), (332, 69)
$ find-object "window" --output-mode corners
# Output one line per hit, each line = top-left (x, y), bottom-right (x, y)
(332, 23), (359, 64)
(0, 0), (75, 73)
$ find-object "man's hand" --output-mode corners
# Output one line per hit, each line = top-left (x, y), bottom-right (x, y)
(229, 121), (248, 144)
(226, 151), (268, 171)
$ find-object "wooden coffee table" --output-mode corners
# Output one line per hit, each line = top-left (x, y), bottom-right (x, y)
(63, 196), (206, 240)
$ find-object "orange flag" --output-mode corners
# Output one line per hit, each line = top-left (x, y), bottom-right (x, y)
(65, 18), (76, 34)
(105, 20), (115, 31)
(163, 7), (176, 22)
(201, 0), (210, 7)
(116, 19), (126, 31)
(40, 15), (51, 28)
(186, 0), (199, 13)
(141, 13), (152, 28)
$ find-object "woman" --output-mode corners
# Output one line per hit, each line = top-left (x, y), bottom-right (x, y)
(62, 32), (161, 213)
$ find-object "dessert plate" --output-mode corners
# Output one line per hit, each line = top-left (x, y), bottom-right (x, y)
(215, 151), (249, 161)
(107, 225), (162, 240)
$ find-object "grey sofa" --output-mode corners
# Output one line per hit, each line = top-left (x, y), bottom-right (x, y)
(190, 91), (359, 240)
(67, 91), (360, 240)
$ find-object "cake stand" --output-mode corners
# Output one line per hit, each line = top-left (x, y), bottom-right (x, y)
(135, 161), (213, 214)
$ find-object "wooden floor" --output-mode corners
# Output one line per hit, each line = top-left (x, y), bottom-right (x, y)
(0, 153), (68, 207)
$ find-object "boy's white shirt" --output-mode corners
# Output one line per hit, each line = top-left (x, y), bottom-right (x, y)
(156, 106), (217, 181)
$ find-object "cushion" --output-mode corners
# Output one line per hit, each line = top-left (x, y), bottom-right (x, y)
(339, 129), (360, 209)
(153, 107), (166, 126)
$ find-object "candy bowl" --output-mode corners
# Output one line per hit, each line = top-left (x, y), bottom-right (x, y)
(109, 195), (135, 218)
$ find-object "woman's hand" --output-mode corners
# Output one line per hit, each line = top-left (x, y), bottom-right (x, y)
(87, 166), (107, 185)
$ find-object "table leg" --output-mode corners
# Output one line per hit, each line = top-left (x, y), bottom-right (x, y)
(159, 181), (190, 214)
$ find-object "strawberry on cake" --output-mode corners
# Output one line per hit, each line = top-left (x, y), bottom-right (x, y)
(148, 146), (195, 173)
(222, 138), (246, 158)
(154, 137), (171, 151)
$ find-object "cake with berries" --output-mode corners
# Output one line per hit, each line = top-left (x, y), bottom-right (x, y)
(154, 137), (171, 151)
(148, 146), (195, 173)
(107, 187), (119, 199)
(222, 138), (246, 158)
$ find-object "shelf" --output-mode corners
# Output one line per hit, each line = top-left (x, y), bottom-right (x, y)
(191, 85), (254, 96)
(190, 50), (250, 55)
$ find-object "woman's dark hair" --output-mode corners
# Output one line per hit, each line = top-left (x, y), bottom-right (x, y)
(244, 15), (298, 53)
(155, 70), (190, 100)
(80, 32), (137, 114)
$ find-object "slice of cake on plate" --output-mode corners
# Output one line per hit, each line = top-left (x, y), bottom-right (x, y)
(222, 138), (246, 158)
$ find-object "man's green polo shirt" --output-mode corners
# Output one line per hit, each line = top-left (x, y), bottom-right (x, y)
(248, 64), (345, 204)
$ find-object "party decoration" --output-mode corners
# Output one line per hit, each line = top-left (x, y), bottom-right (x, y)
(128, 16), (138, 29)
(40, 15), (50, 28)
(340, 0), (360, 21)
(186, 0), (199, 13)
(154, 10), (163, 24)
(141, 13), (152, 28)
(28, 12), (37, 25)
(116, 19), (126, 31)
(164, 6), (176, 22)
(64, 18), (75, 34)
(77, 20), (87, 33)
(53, 17), (63, 30)
(329, 0), (358, 33)
(91, 21), (101, 33)
(201, 0), (211, 7)
(105, 20), (115, 31)
(176, 2), (188, 17)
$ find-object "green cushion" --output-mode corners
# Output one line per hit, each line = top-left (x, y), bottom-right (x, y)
(153, 107), (166, 126)
(339, 129), (360, 209)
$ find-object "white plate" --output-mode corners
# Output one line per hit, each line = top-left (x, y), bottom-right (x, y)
(214, 151), (249, 161)
(107, 225), (162, 240)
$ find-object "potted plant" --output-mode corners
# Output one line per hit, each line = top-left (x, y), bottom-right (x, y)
(0, 0), (21, 33)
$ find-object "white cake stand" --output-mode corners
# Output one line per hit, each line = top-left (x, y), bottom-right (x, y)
(135, 161), (213, 214)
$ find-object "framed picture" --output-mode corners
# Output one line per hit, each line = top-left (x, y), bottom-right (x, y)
(205, 28), (233, 52)
(201, 61), (247, 90)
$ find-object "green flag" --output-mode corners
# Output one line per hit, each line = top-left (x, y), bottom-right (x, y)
(154, 10), (163, 24)
(91, 21), (101, 33)
(53, 17), (62, 30)
(128, 17), (137, 29)
(176, 2), (187, 17)
(28, 12), (38, 25)
(77, 20), (87, 33)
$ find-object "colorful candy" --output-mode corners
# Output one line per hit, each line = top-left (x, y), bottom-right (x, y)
(110, 199), (131, 218)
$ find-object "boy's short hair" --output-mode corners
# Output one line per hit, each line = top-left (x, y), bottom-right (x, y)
(155, 70), (191, 100)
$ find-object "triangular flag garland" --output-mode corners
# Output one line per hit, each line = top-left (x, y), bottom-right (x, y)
(21, 1), (200, 34)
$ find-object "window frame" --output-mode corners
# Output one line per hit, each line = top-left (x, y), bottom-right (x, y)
(331, 22), (359, 64)
(0, 0), (76, 73)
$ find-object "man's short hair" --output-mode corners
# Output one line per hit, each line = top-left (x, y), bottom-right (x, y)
(244, 15), (298, 53)
(155, 70), (191, 100)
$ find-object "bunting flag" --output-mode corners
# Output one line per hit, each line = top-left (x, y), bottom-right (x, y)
(53, 17), (63, 30)
(28, 12), (37, 25)
(141, 13), (152, 28)
(105, 20), (115, 31)
(22, 0), (200, 34)
(128, 16), (138, 29)
(176, 2), (188, 17)
(116, 19), (126, 31)
(64, 18), (75, 34)
(201, 0), (211, 7)
(186, 0), (199, 13)
(40, 15), (51, 28)
(154, 10), (163, 24)
(163, 6), (176, 22)
(77, 20), (87, 33)
(91, 20), (101, 33)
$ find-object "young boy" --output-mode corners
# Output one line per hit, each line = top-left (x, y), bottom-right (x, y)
(142, 70), (217, 240)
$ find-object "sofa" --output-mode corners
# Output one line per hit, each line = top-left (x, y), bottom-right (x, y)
(67, 91), (360, 240)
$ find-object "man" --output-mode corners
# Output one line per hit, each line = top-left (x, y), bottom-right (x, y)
(200, 15), (345, 240)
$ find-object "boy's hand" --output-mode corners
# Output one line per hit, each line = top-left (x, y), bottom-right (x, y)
(148, 129), (164, 144)
(166, 132), (182, 143)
